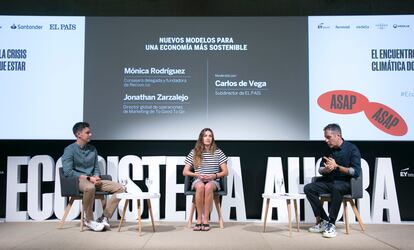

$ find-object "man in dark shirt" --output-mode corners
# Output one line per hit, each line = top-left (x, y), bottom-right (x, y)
(304, 123), (361, 238)
(62, 122), (124, 231)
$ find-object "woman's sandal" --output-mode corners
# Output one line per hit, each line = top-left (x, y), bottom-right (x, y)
(193, 224), (202, 231)
(202, 224), (210, 231)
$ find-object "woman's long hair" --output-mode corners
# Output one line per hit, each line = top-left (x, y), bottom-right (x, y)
(193, 128), (217, 167)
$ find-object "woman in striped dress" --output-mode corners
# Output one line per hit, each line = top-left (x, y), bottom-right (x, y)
(183, 128), (228, 231)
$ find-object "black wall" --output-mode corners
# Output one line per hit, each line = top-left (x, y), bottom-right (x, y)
(1, 0), (414, 16)
(1, 140), (413, 220)
(1, 0), (413, 221)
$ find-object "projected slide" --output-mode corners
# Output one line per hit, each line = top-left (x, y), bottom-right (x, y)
(3, 15), (412, 141)
(309, 15), (414, 140)
(0, 16), (85, 139)
(83, 17), (309, 140)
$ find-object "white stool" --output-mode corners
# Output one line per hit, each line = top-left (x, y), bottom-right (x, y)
(262, 193), (306, 236)
(116, 192), (161, 236)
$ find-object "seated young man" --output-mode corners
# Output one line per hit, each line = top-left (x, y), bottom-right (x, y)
(62, 122), (124, 231)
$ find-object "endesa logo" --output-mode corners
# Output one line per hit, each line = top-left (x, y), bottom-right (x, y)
(49, 23), (77, 30)
(318, 90), (408, 136)
(356, 25), (369, 29)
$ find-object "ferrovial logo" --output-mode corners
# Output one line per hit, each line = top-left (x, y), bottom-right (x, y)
(400, 168), (414, 177)
(335, 25), (350, 29)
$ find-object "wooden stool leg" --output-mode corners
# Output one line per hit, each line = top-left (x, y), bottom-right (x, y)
(263, 198), (270, 233)
(294, 199), (299, 232)
(343, 200), (349, 234)
(117, 199), (129, 232)
(80, 201), (84, 232)
(350, 199), (365, 232)
(137, 199), (142, 236)
(59, 197), (75, 229)
(287, 199), (292, 237)
(147, 199), (156, 232)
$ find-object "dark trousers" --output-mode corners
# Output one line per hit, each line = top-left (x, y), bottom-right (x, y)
(304, 179), (351, 224)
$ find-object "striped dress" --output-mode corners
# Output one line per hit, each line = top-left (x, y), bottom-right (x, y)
(185, 148), (228, 190)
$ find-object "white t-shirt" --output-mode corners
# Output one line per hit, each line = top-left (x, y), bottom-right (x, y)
(185, 148), (228, 175)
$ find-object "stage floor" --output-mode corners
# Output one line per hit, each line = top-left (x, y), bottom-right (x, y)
(0, 221), (413, 249)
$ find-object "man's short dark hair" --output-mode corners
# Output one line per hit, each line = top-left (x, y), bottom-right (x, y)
(324, 123), (342, 135)
(72, 122), (90, 136)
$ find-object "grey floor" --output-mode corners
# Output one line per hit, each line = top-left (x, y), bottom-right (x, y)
(0, 220), (413, 250)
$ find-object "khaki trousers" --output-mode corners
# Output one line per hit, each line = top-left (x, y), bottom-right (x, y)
(79, 178), (124, 221)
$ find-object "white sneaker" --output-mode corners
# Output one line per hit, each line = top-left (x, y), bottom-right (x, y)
(322, 223), (337, 238)
(97, 216), (110, 230)
(308, 219), (328, 233)
(84, 220), (104, 232)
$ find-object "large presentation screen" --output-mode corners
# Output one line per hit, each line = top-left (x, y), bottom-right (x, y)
(0, 16), (85, 139)
(0, 15), (413, 140)
(309, 15), (414, 141)
(83, 17), (309, 140)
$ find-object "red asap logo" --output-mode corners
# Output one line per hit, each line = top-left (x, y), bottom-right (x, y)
(318, 90), (368, 114)
(318, 90), (408, 136)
